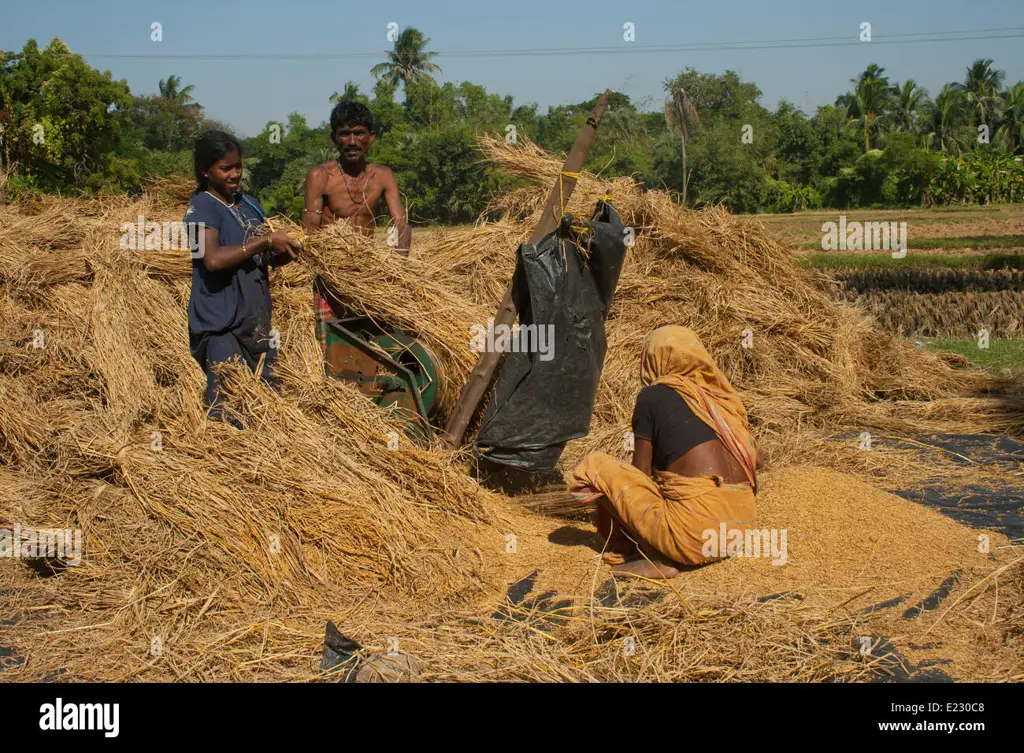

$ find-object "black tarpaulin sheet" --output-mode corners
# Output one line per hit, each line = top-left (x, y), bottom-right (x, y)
(475, 200), (627, 472)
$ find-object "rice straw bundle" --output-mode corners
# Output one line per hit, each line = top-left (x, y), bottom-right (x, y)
(300, 219), (491, 416)
(510, 489), (598, 517)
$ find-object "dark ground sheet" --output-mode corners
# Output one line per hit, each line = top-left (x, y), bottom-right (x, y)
(885, 434), (1023, 541)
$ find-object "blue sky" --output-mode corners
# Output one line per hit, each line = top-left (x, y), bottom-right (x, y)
(2, 0), (1023, 136)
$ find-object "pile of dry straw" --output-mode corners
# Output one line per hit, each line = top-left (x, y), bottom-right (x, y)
(0, 138), (1020, 682)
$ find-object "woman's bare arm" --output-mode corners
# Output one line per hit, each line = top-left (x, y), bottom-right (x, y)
(199, 227), (298, 273)
(632, 437), (654, 477)
(199, 227), (269, 273)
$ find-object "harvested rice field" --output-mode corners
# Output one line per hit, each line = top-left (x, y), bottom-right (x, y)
(762, 204), (1024, 251)
(1, 138), (1022, 683)
(760, 206), (1024, 350)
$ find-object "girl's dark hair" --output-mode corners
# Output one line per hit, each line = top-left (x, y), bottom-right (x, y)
(193, 130), (243, 193)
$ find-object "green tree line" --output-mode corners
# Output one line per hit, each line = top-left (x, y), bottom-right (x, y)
(2, 32), (1023, 218)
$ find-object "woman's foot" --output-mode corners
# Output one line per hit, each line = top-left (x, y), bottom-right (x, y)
(612, 556), (682, 579)
(595, 506), (638, 560)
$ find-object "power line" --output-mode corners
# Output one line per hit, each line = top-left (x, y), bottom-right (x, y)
(67, 27), (1024, 61)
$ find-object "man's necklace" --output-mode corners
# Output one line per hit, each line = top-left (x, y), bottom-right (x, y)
(338, 160), (371, 205)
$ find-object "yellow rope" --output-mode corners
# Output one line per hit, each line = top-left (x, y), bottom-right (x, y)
(549, 171), (593, 261)
(555, 173), (615, 219)
(554, 172), (615, 237)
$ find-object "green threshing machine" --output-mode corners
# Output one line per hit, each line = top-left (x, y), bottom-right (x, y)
(322, 314), (441, 443)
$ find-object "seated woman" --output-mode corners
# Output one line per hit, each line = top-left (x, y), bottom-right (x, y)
(571, 325), (762, 579)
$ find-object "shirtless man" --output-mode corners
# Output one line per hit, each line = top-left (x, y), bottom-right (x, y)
(302, 101), (411, 350)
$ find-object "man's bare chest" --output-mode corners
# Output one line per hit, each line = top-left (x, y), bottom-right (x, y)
(324, 168), (384, 215)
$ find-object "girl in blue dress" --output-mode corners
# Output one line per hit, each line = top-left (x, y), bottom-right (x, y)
(185, 130), (303, 416)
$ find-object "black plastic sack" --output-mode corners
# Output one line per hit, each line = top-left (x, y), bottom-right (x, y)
(320, 620), (362, 681)
(475, 199), (627, 473)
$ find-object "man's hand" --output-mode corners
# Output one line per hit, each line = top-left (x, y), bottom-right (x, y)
(381, 167), (410, 255)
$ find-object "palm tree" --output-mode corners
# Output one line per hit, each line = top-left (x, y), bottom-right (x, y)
(158, 75), (198, 106)
(924, 84), (968, 154)
(995, 82), (1024, 152)
(329, 81), (363, 105)
(370, 28), (441, 91)
(664, 84), (699, 204)
(844, 64), (891, 151)
(954, 58), (1006, 127)
(888, 80), (927, 135)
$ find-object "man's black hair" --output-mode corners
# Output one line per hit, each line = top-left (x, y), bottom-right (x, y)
(193, 130), (243, 193)
(329, 100), (375, 134)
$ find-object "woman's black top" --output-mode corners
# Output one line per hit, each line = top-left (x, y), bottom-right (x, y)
(631, 384), (718, 471)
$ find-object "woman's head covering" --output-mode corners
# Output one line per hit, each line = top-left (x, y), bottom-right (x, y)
(641, 325), (759, 488)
